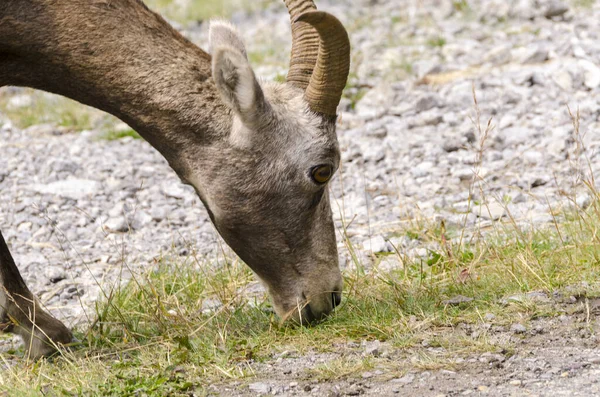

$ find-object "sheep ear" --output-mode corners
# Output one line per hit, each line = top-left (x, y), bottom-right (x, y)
(212, 46), (266, 126)
(208, 20), (247, 59)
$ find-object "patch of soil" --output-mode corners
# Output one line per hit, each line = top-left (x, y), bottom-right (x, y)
(209, 297), (600, 396)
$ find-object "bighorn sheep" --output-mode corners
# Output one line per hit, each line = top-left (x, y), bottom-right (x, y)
(0, 0), (350, 358)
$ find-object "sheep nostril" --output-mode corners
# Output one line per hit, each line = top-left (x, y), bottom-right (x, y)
(332, 292), (342, 308)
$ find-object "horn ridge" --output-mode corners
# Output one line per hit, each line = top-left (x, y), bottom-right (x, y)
(295, 11), (351, 117)
(284, 0), (319, 89)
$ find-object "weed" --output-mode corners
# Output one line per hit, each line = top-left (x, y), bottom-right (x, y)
(427, 36), (447, 48)
(98, 128), (142, 141)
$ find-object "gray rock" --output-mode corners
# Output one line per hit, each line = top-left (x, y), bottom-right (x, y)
(576, 193), (592, 209)
(511, 323), (527, 334)
(202, 298), (223, 314)
(248, 382), (271, 395)
(364, 340), (381, 357)
(362, 235), (388, 253)
(392, 374), (415, 384)
(484, 45), (512, 66)
(553, 70), (573, 91)
(544, 1), (569, 18)
(443, 139), (462, 153)
(131, 210), (153, 230)
(579, 59), (600, 89)
(151, 207), (168, 222)
(161, 183), (188, 199)
(480, 352), (506, 364)
(484, 313), (496, 321)
(44, 267), (66, 284)
(103, 216), (129, 232)
(443, 295), (474, 305)
(524, 48), (549, 64)
(415, 95), (440, 112)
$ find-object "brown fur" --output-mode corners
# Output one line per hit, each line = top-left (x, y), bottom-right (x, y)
(0, 0), (347, 358)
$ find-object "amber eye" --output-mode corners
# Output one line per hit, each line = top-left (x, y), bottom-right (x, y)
(311, 165), (333, 184)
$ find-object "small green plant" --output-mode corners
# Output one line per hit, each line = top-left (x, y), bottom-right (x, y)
(427, 36), (447, 48)
(572, 0), (596, 8)
(452, 0), (470, 12)
(145, 0), (271, 25)
(99, 128), (142, 141)
(345, 87), (368, 110)
(0, 89), (100, 130)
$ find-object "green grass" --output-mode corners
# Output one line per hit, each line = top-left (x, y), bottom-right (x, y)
(572, 0), (596, 8)
(0, 89), (100, 131)
(98, 128), (142, 141)
(144, 0), (270, 24)
(0, 90), (143, 141)
(427, 36), (447, 48)
(3, 198), (600, 395)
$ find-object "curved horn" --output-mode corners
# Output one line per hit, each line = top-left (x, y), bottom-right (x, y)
(284, 0), (319, 89)
(295, 11), (351, 117)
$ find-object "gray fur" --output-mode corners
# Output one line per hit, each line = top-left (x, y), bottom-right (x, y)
(209, 20), (248, 59)
(0, 0), (344, 357)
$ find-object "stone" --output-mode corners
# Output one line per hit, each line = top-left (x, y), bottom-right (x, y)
(579, 59), (600, 89)
(392, 374), (415, 384)
(472, 202), (505, 220)
(479, 352), (505, 364)
(544, 1), (569, 18)
(511, 323), (527, 334)
(131, 210), (153, 230)
(45, 267), (66, 283)
(415, 95), (440, 112)
(364, 340), (381, 357)
(523, 151), (543, 164)
(161, 183), (188, 199)
(29, 179), (100, 200)
(553, 70), (573, 91)
(249, 382), (271, 395)
(103, 217), (129, 233)
(362, 236), (388, 253)
(443, 295), (474, 305)
(7, 94), (32, 109)
(484, 45), (512, 66)
(443, 139), (462, 153)
(523, 48), (549, 64)
(576, 193), (592, 209)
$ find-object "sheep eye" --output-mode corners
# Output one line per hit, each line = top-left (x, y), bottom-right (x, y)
(311, 165), (333, 184)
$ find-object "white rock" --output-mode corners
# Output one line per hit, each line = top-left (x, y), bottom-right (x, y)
(362, 235), (388, 253)
(553, 70), (573, 91)
(7, 94), (32, 109)
(248, 382), (271, 395)
(472, 202), (506, 220)
(28, 179), (100, 200)
(45, 267), (66, 283)
(524, 151), (543, 164)
(579, 59), (600, 89)
(131, 210), (153, 230)
(161, 183), (188, 199)
(103, 217), (129, 233)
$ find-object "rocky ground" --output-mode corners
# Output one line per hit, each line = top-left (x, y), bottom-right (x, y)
(2, 0), (600, 395)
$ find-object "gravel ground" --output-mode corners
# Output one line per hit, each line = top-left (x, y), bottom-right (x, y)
(2, 0), (600, 394)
